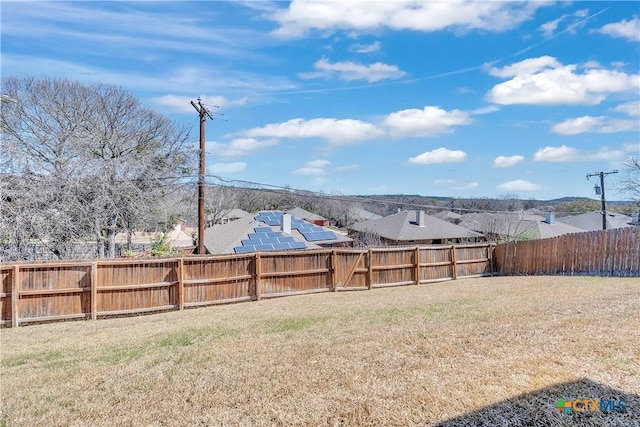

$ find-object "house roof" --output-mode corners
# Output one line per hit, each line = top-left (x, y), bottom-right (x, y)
(558, 211), (633, 231)
(349, 210), (483, 242)
(286, 207), (327, 222)
(203, 211), (352, 255)
(458, 212), (585, 239)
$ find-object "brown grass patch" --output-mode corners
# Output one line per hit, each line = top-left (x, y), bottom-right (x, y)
(1, 276), (639, 426)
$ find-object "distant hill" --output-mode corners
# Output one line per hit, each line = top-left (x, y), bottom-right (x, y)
(353, 194), (633, 215)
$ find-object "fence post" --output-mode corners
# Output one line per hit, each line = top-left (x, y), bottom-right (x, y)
(414, 247), (420, 285)
(91, 262), (98, 320)
(255, 252), (262, 300)
(450, 245), (457, 280)
(11, 265), (19, 327)
(177, 258), (184, 310)
(331, 250), (338, 292)
(487, 243), (495, 277)
(367, 248), (373, 290)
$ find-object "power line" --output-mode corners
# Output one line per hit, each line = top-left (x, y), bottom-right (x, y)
(204, 174), (546, 215)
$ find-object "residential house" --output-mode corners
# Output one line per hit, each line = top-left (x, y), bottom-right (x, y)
(348, 210), (484, 246)
(203, 211), (353, 255)
(558, 211), (634, 231)
(458, 212), (584, 241)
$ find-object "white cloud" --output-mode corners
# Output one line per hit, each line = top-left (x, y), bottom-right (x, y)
(493, 155), (524, 168)
(587, 148), (627, 162)
(533, 145), (626, 162)
(293, 159), (330, 176)
(384, 106), (472, 137)
(596, 17), (640, 42)
(470, 105), (500, 115)
(487, 55), (561, 78)
(209, 138), (279, 158)
(582, 60), (603, 70)
(497, 180), (541, 192)
(623, 142), (640, 153)
(533, 145), (580, 162)
(574, 9), (589, 18)
(209, 162), (246, 174)
(349, 41), (381, 53)
(539, 15), (567, 38)
(613, 100), (640, 116)
(152, 94), (247, 113)
(486, 57), (640, 105)
(240, 117), (383, 146)
(299, 58), (405, 82)
(408, 147), (467, 165)
(236, 106), (476, 148)
(551, 116), (639, 135)
(270, 1), (547, 37)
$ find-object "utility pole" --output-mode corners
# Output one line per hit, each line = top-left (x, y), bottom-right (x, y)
(586, 170), (618, 230)
(191, 97), (215, 255)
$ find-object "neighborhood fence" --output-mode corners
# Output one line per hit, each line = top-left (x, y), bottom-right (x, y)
(0, 244), (493, 327)
(494, 227), (640, 277)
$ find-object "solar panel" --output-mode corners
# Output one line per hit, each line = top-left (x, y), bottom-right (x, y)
(261, 237), (280, 244)
(254, 244), (275, 251)
(301, 230), (337, 241)
(248, 232), (269, 239)
(236, 213), (335, 253)
(320, 231), (337, 239)
(273, 242), (292, 250)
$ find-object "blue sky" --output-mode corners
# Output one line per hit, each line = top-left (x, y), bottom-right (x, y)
(2, 1), (639, 200)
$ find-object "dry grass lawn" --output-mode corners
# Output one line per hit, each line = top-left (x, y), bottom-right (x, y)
(1, 276), (639, 426)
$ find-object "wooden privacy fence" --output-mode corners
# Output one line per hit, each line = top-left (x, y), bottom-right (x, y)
(0, 244), (492, 327)
(494, 227), (640, 277)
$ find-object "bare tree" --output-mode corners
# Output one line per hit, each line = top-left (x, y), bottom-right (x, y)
(1, 77), (192, 259)
(351, 229), (387, 248)
(617, 156), (640, 202)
